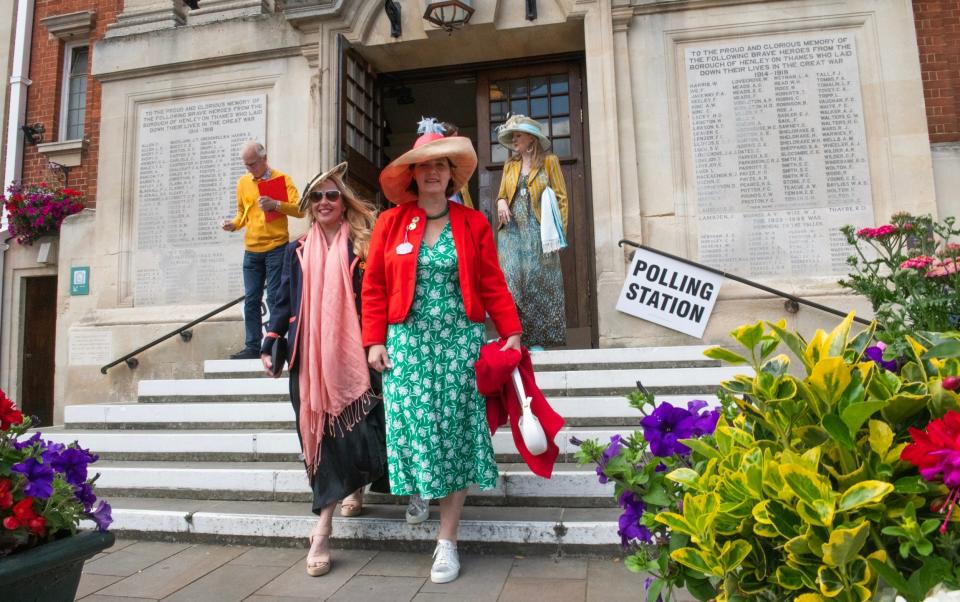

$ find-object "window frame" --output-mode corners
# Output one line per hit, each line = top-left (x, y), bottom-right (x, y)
(58, 41), (89, 142)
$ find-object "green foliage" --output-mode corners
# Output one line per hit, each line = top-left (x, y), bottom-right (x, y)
(654, 315), (960, 602)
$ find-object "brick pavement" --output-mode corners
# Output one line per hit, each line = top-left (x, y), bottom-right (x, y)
(74, 538), (694, 601)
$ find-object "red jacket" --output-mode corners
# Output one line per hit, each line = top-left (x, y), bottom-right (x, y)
(362, 201), (522, 346)
(475, 342), (565, 478)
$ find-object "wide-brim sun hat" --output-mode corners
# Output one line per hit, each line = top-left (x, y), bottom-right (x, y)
(496, 114), (551, 152)
(379, 118), (478, 205)
(299, 161), (348, 213)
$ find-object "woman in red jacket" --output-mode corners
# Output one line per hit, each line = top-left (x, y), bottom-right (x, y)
(363, 118), (521, 584)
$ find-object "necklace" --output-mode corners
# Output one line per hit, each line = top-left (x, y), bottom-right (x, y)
(425, 204), (450, 220)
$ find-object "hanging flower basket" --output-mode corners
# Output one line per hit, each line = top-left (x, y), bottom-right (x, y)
(1, 182), (84, 246)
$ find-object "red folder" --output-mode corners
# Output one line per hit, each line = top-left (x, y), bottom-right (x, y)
(257, 177), (287, 223)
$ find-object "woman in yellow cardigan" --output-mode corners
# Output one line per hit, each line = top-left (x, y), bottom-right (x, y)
(494, 115), (568, 349)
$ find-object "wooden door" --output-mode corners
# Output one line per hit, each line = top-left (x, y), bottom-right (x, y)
(477, 62), (596, 348)
(21, 276), (57, 427)
(338, 40), (385, 207)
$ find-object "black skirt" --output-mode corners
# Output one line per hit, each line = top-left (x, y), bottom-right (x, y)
(288, 366), (391, 513)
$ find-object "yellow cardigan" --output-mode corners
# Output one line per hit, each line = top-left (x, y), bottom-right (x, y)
(231, 169), (303, 252)
(496, 153), (568, 232)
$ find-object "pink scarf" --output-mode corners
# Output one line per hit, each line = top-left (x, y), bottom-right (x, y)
(295, 221), (373, 475)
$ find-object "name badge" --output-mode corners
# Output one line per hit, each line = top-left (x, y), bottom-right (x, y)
(396, 242), (413, 255)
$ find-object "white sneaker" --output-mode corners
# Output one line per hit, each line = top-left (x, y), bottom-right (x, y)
(405, 494), (429, 525)
(430, 539), (460, 583)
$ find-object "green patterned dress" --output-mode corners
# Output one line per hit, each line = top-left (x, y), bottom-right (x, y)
(382, 223), (499, 499)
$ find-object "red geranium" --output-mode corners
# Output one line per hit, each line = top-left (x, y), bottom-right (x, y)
(0, 390), (23, 431)
(901, 410), (960, 533)
(0, 478), (13, 509)
(2, 497), (46, 536)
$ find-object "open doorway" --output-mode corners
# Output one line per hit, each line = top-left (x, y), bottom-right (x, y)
(339, 46), (596, 348)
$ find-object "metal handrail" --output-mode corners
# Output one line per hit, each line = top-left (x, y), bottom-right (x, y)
(617, 239), (873, 327)
(99, 295), (245, 374)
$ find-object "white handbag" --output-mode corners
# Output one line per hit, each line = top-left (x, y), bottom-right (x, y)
(511, 367), (549, 456)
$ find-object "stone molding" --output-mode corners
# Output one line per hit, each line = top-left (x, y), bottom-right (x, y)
(188, 0), (273, 25)
(106, 0), (189, 38)
(40, 10), (95, 41)
(37, 139), (87, 168)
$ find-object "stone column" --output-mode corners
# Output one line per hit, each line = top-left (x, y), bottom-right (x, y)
(188, 0), (273, 26)
(105, 0), (188, 38)
(611, 6), (642, 245)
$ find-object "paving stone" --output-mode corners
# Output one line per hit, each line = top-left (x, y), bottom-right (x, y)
(97, 544), (244, 598)
(104, 539), (139, 553)
(418, 554), (512, 600)
(244, 597), (315, 602)
(413, 594), (495, 602)
(229, 546), (306, 567)
(83, 541), (192, 577)
(164, 563), (288, 602)
(75, 573), (124, 599)
(327, 575), (424, 602)
(585, 558), (649, 601)
(253, 549), (376, 599)
(498, 576), (587, 602)
(358, 551), (433, 577)
(78, 596), (150, 602)
(508, 556), (588, 580)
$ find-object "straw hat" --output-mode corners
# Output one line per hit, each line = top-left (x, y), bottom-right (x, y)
(379, 118), (478, 205)
(496, 115), (551, 151)
(298, 162), (348, 213)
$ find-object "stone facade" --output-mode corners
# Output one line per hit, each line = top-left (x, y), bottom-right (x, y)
(0, 0), (953, 418)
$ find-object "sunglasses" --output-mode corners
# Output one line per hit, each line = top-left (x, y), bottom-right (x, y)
(309, 189), (342, 202)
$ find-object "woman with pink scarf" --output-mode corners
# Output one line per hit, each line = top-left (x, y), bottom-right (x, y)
(259, 162), (387, 577)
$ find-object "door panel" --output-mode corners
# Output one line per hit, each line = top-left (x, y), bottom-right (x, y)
(21, 276), (57, 427)
(338, 40), (384, 206)
(477, 62), (595, 348)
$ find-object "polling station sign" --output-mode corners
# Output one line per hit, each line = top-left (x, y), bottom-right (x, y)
(616, 248), (723, 338)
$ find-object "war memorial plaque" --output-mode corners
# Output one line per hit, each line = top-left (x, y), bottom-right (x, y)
(684, 32), (874, 278)
(133, 95), (266, 305)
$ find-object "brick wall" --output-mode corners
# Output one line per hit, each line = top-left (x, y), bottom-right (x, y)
(914, 0), (960, 143)
(19, 0), (121, 208)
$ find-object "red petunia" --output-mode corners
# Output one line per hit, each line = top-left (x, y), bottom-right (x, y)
(902, 410), (960, 533)
(3, 497), (40, 532)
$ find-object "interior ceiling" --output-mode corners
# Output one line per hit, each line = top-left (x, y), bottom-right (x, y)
(382, 78), (478, 162)
(356, 20), (584, 74)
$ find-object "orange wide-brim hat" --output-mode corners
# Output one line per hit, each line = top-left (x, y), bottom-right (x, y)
(378, 134), (478, 205)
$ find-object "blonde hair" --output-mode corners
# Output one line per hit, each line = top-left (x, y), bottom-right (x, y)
(506, 135), (547, 171)
(307, 174), (377, 259)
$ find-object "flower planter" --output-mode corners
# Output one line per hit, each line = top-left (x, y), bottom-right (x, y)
(0, 530), (115, 602)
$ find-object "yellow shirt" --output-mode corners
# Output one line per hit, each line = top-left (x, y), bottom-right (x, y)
(231, 169), (303, 252)
(496, 153), (568, 232)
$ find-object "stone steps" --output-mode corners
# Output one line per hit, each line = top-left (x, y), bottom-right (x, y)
(80, 497), (620, 555)
(51, 345), (739, 551)
(91, 460), (615, 507)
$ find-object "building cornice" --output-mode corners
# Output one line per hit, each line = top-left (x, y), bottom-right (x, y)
(41, 10), (95, 41)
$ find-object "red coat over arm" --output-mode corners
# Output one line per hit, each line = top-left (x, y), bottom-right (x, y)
(361, 201), (522, 346)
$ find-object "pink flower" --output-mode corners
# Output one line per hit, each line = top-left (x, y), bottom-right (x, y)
(901, 255), (936, 270)
(873, 224), (898, 237)
(927, 258), (960, 278)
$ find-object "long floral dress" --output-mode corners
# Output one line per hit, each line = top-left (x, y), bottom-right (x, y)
(382, 223), (499, 499)
(497, 173), (566, 347)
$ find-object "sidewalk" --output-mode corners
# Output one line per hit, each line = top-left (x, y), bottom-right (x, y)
(75, 539), (687, 601)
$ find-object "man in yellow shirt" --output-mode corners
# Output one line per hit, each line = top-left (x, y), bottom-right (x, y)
(221, 141), (302, 359)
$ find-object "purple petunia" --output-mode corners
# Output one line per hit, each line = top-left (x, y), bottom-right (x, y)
(864, 343), (900, 373)
(595, 435), (623, 484)
(640, 400), (720, 458)
(617, 491), (652, 546)
(87, 500), (113, 532)
(53, 447), (98, 486)
(73, 482), (97, 511)
(12, 432), (41, 451)
(11, 457), (55, 499)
